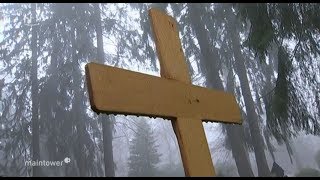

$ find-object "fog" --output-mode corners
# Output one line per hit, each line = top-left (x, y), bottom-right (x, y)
(0, 3), (319, 177)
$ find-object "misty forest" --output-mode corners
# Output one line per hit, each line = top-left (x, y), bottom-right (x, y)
(0, 3), (320, 177)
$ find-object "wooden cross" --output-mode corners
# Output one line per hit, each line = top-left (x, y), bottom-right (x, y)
(85, 8), (242, 177)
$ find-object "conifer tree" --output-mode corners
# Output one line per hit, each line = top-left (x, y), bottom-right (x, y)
(128, 120), (161, 177)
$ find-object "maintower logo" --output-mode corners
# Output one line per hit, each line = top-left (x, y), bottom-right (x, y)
(25, 157), (71, 167)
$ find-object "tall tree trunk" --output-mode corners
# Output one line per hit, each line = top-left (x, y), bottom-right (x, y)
(70, 22), (87, 176)
(262, 45), (276, 162)
(188, 4), (254, 177)
(264, 44), (295, 165)
(225, 7), (271, 176)
(31, 3), (41, 177)
(226, 70), (254, 177)
(94, 3), (115, 177)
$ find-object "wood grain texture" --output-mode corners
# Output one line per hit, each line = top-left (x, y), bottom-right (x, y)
(171, 118), (215, 176)
(149, 9), (191, 84)
(85, 62), (241, 124)
(149, 8), (218, 177)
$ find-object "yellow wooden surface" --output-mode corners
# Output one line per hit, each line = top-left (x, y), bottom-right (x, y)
(85, 62), (241, 124)
(149, 8), (219, 177)
(172, 118), (216, 176)
(149, 9), (191, 84)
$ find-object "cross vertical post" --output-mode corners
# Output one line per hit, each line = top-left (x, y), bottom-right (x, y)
(149, 8), (214, 176)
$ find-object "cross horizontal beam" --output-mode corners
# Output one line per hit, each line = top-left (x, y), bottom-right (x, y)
(85, 62), (241, 124)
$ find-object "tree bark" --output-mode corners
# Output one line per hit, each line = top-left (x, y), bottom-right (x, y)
(94, 3), (115, 177)
(188, 4), (254, 177)
(225, 6), (271, 176)
(31, 3), (41, 177)
(226, 71), (254, 177)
